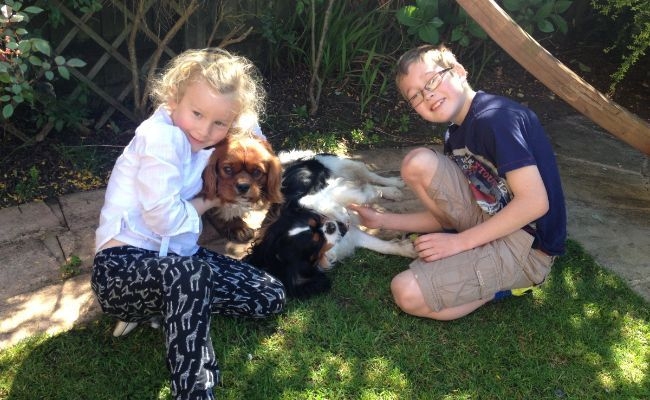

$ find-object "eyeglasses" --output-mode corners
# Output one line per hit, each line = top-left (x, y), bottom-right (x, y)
(407, 67), (453, 108)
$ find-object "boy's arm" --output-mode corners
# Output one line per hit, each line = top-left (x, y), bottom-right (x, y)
(461, 164), (548, 247)
(414, 165), (549, 261)
(347, 205), (443, 233)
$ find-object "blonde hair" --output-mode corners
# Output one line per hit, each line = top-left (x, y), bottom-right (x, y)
(149, 48), (266, 129)
(395, 44), (460, 85)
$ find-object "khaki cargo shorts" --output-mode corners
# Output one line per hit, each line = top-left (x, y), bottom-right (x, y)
(409, 150), (556, 312)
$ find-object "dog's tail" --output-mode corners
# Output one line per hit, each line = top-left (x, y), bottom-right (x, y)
(277, 149), (316, 165)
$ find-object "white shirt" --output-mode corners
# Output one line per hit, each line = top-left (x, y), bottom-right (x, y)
(95, 107), (213, 256)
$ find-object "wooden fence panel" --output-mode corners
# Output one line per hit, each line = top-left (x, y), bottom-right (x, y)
(10, 0), (266, 141)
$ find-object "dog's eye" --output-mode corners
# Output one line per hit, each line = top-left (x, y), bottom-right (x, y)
(222, 166), (233, 176)
(251, 168), (263, 179)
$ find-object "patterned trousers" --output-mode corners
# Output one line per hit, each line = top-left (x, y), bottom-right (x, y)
(91, 245), (286, 400)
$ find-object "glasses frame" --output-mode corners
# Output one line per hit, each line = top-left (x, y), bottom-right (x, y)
(408, 67), (454, 108)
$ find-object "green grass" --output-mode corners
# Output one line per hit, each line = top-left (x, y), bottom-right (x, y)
(1, 240), (648, 399)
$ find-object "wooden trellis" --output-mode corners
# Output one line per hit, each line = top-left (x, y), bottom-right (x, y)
(33, 0), (181, 141)
(15, 0), (257, 142)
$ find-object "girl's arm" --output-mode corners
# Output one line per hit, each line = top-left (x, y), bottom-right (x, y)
(190, 196), (222, 216)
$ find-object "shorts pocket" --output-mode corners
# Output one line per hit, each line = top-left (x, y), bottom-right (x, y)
(473, 253), (501, 300)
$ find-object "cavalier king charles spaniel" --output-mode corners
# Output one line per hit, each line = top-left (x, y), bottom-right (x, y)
(200, 134), (283, 242)
(243, 151), (417, 298)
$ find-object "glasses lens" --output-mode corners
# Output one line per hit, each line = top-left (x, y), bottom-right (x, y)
(409, 92), (423, 108)
(425, 74), (443, 92)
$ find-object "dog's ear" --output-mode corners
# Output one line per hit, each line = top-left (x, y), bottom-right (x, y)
(200, 138), (229, 199)
(264, 147), (284, 205)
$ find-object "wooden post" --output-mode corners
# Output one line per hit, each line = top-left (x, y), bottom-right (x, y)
(456, 0), (650, 155)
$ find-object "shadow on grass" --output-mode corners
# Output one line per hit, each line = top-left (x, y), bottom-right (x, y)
(2, 240), (648, 399)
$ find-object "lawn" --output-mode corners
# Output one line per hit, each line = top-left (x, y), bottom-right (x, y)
(0, 240), (648, 399)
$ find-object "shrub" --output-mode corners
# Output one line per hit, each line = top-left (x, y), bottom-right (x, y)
(0, 0), (87, 142)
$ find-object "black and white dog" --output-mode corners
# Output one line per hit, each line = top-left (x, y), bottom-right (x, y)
(243, 151), (416, 298)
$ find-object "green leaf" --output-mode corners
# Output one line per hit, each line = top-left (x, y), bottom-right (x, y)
(9, 13), (25, 23)
(430, 16), (444, 29)
(28, 55), (42, 66)
(468, 21), (487, 39)
(23, 6), (43, 14)
(537, 19), (555, 33)
(416, 0), (437, 10)
(45, 70), (54, 80)
(550, 14), (568, 34)
(31, 38), (51, 56)
(451, 26), (464, 42)
(396, 6), (420, 28)
(57, 65), (70, 79)
(418, 0), (439, 21)
(16, 40), (29, 52)
(65, 58), (86, 68)
(54, 56), (65, 65)
(2, 103), (14, 119)
(535, 2), (554, 20)
(555, 0), (573, 14)
(502, 0), (521, 12)
(418, 24), (440, 44)
(15, 28), (27, 35)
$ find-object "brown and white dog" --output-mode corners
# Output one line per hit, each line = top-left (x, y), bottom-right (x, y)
(200, 134), (283, 242)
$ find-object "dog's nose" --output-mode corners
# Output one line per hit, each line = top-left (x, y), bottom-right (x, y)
(236, 183), (250, 194)
(324, 221), (338, 234)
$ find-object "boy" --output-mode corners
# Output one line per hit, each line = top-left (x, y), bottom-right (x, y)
(350, 45), (566, 320)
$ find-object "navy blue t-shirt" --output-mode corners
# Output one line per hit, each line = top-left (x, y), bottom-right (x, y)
(443, 91), (566, 255)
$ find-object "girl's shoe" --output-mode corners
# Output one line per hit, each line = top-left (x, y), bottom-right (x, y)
(112, 316), (162, 337)
(112, 321), (139, 337)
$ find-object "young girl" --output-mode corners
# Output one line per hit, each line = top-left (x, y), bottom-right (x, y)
(350, 45), (566, 321)
(91, 48), (286, 399)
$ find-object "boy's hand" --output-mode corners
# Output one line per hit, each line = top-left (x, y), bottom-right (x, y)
(347, 203), (382, 229)
(413, 232), (465, 262)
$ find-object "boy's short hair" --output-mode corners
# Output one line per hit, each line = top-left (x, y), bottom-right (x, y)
(395, 45), (458, 85)
(149, 48), (265, 129)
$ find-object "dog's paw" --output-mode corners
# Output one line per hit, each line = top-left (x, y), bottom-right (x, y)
(227, 224), (256, 243)
(392, 238), (418, 258)
(378, 186), (404, 201)
(384, 176), (405, 188)
(211, 216), (256, 243)
(319, 251), (338, 272)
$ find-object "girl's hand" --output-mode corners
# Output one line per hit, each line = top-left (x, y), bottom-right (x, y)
(190, 196), (222, 216)
(413, 232), (465, 262)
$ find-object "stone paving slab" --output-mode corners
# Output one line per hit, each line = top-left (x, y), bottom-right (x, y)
(0, 201), (64, 244)
(59, 190), (105, 231)
(0, 238), (62, 301)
